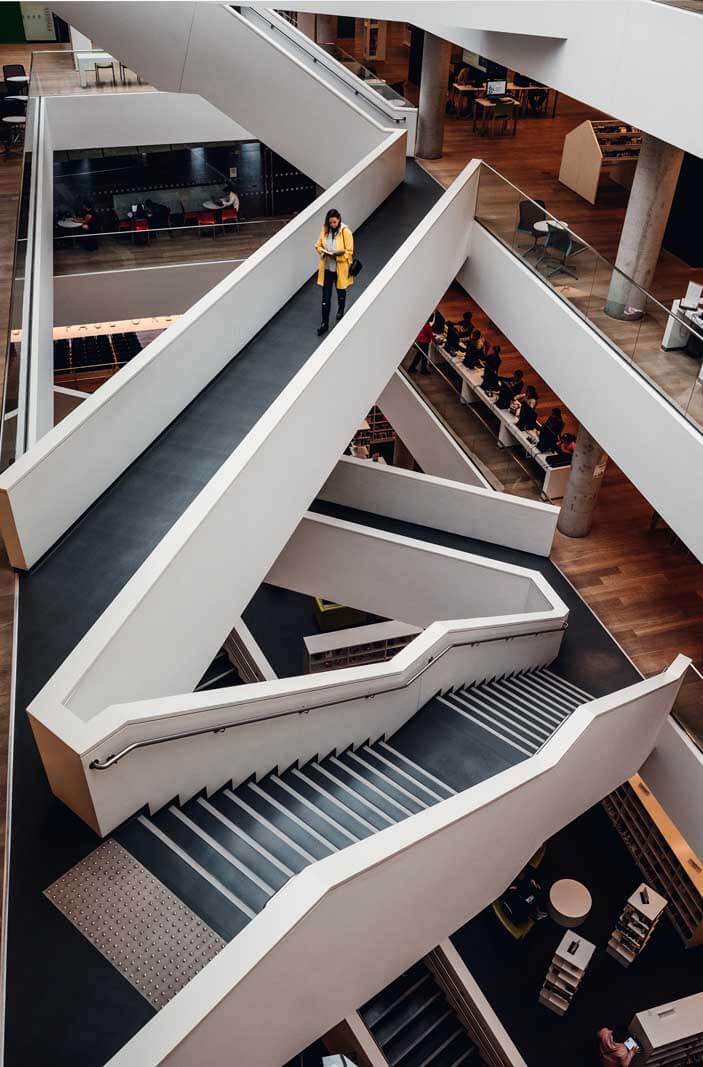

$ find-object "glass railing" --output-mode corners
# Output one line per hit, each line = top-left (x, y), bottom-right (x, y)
(28, 47), (151, 98)
(475, 163), (703, 434)
(50, 216), (290, 275)
(249, 9), (414, 118)
(672, 665), (703, 753)
(404, 342), (544, 499)
(0, 95), (35, 471)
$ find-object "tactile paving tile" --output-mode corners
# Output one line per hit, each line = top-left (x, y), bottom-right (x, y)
(44, 839), (225, 1010)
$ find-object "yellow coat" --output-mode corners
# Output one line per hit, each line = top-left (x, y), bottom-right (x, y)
(315, 224), (354, 289)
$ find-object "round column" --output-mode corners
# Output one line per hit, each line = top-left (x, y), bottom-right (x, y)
(315, 14), (337, 43)
(296, 13), (316, 40)
(415, 32), (452, 160)
(604, 134), (684, 320)
(557, 425), (608, 538)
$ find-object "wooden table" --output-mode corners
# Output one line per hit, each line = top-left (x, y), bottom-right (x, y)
(472, 96), (520, 136)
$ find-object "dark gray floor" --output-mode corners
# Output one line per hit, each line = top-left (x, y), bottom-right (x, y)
(5, 162), (443, 1067)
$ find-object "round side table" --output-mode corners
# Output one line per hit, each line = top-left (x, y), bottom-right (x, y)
(548, 878), (592, 927)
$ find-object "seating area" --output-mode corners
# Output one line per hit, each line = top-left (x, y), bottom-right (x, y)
(516, 197), (588, 280)
(1, 64), (28, 154)
(54, 332), (142, 374)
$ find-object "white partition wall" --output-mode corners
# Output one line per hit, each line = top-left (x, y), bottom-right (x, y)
(103, 657), (689, 1067)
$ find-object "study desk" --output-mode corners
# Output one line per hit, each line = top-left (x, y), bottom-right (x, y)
(76, 50), (115, 88)
(431, 339), (571, 501)
(661, 286), (703, 370)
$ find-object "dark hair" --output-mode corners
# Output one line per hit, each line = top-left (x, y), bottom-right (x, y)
(552, 407), (562, 416)
(561, 432), (576, 443)
(492, 345), (501, 357)
(462, 310), (473, 321)
(526, 385), (538, 400)
(324, 208), (342, 233)
(471, 329), (481, 341)
(513, 369), (524, 380)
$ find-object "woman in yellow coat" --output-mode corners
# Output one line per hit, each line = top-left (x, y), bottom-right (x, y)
(315, 208), (354, 336)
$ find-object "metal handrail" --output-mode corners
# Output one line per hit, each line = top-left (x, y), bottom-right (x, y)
(88, 623), (568, 770)
(241, 6), (409, 126)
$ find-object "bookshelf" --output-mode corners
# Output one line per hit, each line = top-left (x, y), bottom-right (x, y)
(629, 993), (703, 1066)
(538, 931), (595, 1016)
(559, 119), (642, 205)
(304, 620), (421, 674)
(602, 775), (703, 947)
(607, 883), (667, 968)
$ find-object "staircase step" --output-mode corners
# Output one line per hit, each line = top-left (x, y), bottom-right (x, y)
(481, 677), (564, 729)
(151, 807), (270, 914)
(115, 817), (250, 941)
(234, 782), (333, 861)
(508, 672), (578, 716)
(402, 1024), (474, 1067)
(213, 788), (311, 872)
(540, 667), (593, 704)
(256, 776), (353, 850)
(326, 752), (420, 819)
(427, 1032), (478, 1067)
(355, 745), (448, 806)
(456, 688), (550, 748)
(438, 694), (534, 757)
(375, 741), (456, 799)
(343, 748), (437, 811)
(383, 1001), (453, 1065)
(361, 963), (428, 1029)
(298, 762), (392, 832)
(186, 796), (291, 888)
(281, 766), (377, 838)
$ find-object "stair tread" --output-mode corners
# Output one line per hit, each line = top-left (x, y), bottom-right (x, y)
(209, 789), (310, 874)
(355, 746), (447, 806)
(115, 819), (250, 942)
(234, 782), (332, 861)
(151, 808), (270, 914)
(322, 752), (420, 820)
(372, 986), (441, 1046)
(296, 762), (390, 832)
(256, 776), (352, 851)
(450, 690), (547, 749)
(182, 797), (290, 890)
(361, 963), (428, 1027)
(280, 766), (376, 838)
(384, 1004), (455, 1064)
(375, 741), (456, 799)
(339, 749), (434, 812)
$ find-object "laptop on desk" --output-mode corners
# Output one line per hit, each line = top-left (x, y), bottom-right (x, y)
(486, 78), (508, 100)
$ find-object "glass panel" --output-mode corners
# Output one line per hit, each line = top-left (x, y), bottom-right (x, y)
(672, 667), (703, 754)
(53, 217), (289, 275)
(29, 48), (151, 98)
(475, 163), (703, 434)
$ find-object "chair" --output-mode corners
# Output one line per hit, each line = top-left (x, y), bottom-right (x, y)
(489, 99), (516, 137)
(94, 61), (116, 87)
(220, 206), (239, 233)
(534, 224), (586, 280)
(515, 198), (547, 254)
(3, 64), (28, 86)
(197, 210), (216, 238)
(133, 217), (150, 244)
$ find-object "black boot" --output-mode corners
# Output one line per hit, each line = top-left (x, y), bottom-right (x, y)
(335, 290), (346, 322)
(317, 300), (330, 336)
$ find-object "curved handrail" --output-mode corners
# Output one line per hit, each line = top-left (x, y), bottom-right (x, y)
(88, 622), (568, 769)
(240, 6), (410, 127)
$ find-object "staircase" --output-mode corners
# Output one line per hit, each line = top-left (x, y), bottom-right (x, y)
(360, 961), (481, 1066)
(436, 668), (592, 757)
(115, 737), (456, 942)
(112, 666), (587, 944)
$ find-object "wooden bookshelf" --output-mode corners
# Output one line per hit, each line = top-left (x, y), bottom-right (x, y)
(538, 931), (594, 1016)
(607, 883), (667, 968)
(559, 119), (642, 204)
(602, 775), (703, 948)
(629, 993), (703, 1066)
(304, 620), (421, 674)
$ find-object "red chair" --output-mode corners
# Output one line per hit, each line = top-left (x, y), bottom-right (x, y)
(197, 210), (216, 238)
(133, 218), (150, 245)
(221, 206), (239, 233)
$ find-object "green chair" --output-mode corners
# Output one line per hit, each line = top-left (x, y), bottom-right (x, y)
(490, 100), (516, 137)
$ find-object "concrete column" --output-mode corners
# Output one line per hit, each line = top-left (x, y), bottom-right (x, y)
(296, 12), (316, 40)
(315, 14), (337, 43)
(557, 425), (608, 538)
(604, 133), (684, 320)
(415, 31), (452, 160)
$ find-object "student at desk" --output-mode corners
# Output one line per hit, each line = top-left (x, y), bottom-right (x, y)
(481, 344), (502, 392)
(462, 329), (485, 368)
(543, 407), (565, 439)
(458, 310), (473, 337)
(445, 321), (462, 354)
(495, 368), (524, 409)
(515, 385), (539, 431)
(430, 308), (445, 335)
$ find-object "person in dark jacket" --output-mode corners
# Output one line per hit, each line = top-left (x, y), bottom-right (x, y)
(462, 329), (485, 368)
(543, 406), (565, 438)
(481, 344), (502, 392)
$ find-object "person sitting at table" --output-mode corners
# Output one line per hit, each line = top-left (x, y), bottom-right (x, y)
(77, 203), (98, 251)
(515, 384), (539, 430)
(462, 329), (485, 368)
(543, 406), (565, 439)
(455, 64), (471, 86)
(218, 183), (240, 213)
(445, 320), (461, 354)
(495, 368), (523, 409)
(481, 344), (502, 392)
(458, 310), (474, 337)
(537, 422), (559, 454)
(145, 198), (170, 230)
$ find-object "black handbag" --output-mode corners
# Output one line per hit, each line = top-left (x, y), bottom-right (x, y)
(349, 256), (363, 277)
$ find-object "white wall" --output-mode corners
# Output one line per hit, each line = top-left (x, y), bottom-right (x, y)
(267, 513), (554, 623)
(460, 225), (703, 563)
(641, 716), (703, 861)
(378, 371), (490, 488)
(54, 260), (242, 326)
(45, 90), (253, 152)
(289, 0), (703, 158)
(0, 132), (406, 569)
(103, 657), (689, 1067)
(51, 2), (391, 187)
(320, 456), (559, 556)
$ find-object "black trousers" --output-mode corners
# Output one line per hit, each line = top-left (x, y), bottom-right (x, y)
(409, 341), (429, 372)
(321, 269), (346, 326)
